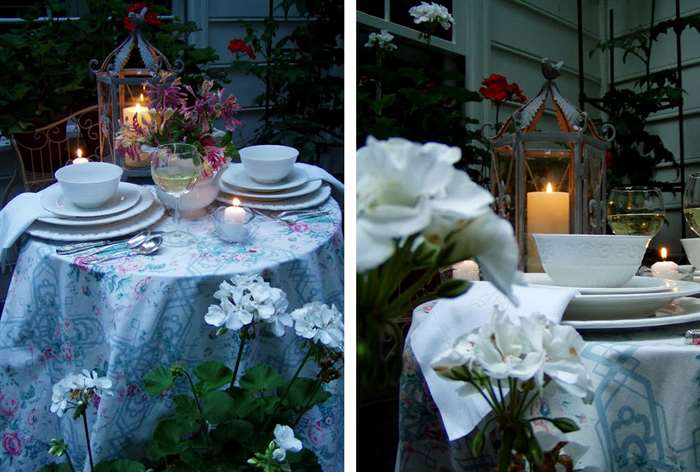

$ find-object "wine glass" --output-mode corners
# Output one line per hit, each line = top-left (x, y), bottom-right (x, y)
(151, 143), (202, 247)
(684, 173), (700, 236)
(607, 186), (665, 237)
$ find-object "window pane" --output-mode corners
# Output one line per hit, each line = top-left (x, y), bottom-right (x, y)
(358, 0), (385, 18)
(390, 0), (453, 41)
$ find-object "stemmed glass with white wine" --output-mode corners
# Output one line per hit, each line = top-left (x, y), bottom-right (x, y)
(151, 143), (202, 247)
(684, 173), (700, 236)
(607, 186), (665, 237)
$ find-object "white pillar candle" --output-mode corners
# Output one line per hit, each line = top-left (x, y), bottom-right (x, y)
(72, 148), (89, 165)
(527, 182), (569, 272)
(452, 260), (480, 281)
(218, 198), (249, 242)
(651, 246), (679, 279)
(122, 94), (150, 127)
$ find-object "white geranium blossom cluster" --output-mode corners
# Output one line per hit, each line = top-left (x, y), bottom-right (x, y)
(205, 274), (291, 336)
(50, 370), (113, 418)
(290, 302), (343, 351)
(271, 424), (303, 462)
(409, 2), (454, 30)
(356, 137), (518, 297)
(433, 309), (593, 401)
(364, 30), (398, 51)
(205, 275), (344, 348)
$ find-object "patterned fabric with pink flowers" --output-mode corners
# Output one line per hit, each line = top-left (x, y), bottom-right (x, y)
(0, 198), (343, 471)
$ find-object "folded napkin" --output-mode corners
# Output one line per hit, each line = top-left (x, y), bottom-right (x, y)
(0, 192), (53, 269)
(296, 163), (344, 206)
(407, 281), (577, 441)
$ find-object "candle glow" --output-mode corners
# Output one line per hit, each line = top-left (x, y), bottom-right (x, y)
(72, 148), (89, 164)
(660, 247), (668, 261)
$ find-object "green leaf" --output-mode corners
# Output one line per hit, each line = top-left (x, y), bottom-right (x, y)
(286, 448), (323, 471)
(283, 378), (330, 413)
(143, 367), (174, 396)
(201, 390), (237, 424)
(173, 394), (200, 422)
(435, 279), (471, 298)
(551, 417), (580, 433)
(239, 365), (285, 392)
(38, 464), (73, 472)
(94, 459), (147, 472)
(194, 361), (233, 393)
(470, 429), (485, 457)
(153, 418), (194, 455)
(527, 433), (544, 465)
(211, 419), (255, 445)
(48, 438), (67, 457)
(228, 387), (261, 419)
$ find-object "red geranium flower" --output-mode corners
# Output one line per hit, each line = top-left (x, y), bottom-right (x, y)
(228, 39), (256, 60)
(479, 73), (527, 104)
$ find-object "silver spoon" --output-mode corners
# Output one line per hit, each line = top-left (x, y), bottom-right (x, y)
(91, 236), (163, 264)
(56, 231), (160, 256)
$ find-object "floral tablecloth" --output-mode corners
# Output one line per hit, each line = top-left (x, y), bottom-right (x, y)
(398, 302), (700, 472)
(0, 197), (344, 471)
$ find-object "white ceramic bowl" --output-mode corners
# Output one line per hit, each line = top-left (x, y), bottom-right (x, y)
(240, 145), (298, 184)
(533, 233), (650, 288)
(682, 238), (700, 268)
(55, 162), (123, 208)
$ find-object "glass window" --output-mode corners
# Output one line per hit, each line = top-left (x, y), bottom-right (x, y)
(358, 0), (385, 19)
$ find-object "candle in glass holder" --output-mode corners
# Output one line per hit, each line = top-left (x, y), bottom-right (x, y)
(215, 198), (251, 242)
(122, 94), (150, 126)
(651, 246), (679, 278)
(452, 260), (480, 281)
(72, 148), (89, 165)
(527, 182), (569, 272)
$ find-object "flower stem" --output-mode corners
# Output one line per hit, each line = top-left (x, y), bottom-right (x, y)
(183, 370), (209, 447)
(292, 379), (323, 427)
(265, 348), (313, 430)
(81, 412), (94, 472)
(65, 450), (76, 472)
(227, 332), (247, 393)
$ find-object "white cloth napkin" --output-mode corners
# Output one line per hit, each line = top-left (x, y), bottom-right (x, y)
(407, 281), (577, 441)
(0, 192), (53, 269)
(296, 163), (344, 205)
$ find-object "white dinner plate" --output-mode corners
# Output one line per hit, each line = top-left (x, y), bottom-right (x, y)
(219, 179), (323, 201)
(41, 182), (141, 218)
(525, 273), (670, 294)
(37, 188), (154, 227)
(217, 185), (331, 211)
(563, 279), (700, 320)
(564, 297), (700, 330)
(221, 164), (308, 193)
(28, 200), (165, 242)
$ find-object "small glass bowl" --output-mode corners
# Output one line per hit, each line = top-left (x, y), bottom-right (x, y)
(212, 206), (255, 243)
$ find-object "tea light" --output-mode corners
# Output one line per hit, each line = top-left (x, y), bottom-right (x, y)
(214, 198), (253, 242)
(651, 246), (679, 278)
(452, 260), (480, 281)
(72, 148), (89, 165)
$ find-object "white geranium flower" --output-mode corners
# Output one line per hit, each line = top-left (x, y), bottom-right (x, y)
(290, 302), (344, 351)
(271, 424), (303, 462)
(409, 2), (454, 30)
(524, 315), (594, 401)
(365, 30), (398, 51)
(357, 137), (493, 272)
(205, 274), (291, 337)
(50, 371), (112, 418)
(535, 430), (591, 471)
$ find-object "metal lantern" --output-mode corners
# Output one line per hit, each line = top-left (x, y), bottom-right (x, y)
(90, 9), (181, 176)
(488, 61), (615, 272)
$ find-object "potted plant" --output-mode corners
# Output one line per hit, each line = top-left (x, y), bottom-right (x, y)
(116, 73), (240, 217)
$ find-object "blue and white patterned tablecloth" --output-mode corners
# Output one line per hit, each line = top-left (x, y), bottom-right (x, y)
(0, 198), (344, 472)
(398, 302), (700, 472)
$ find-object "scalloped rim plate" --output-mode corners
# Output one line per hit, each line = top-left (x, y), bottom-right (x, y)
(41, 182), (141, 218)
(564, 297), (700, 330)
(28, 200), (165, 242)
(217, 185), (330, 210)
(525, 273), (670, 294)
(221, 164), (308, 192)
(218, 178), (322, 201)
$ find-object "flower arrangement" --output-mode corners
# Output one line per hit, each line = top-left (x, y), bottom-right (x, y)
(479, 73), (528, 124)
(357, 137), (519, 387)
(41, 274), (342, 471)
(433, 309), (593, 471)
(409, 2), (455, 32)
(115, 72), (240, 177)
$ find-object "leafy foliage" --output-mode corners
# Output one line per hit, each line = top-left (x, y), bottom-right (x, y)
(229, 0), (343, 163)
(0, 0), (221, 136)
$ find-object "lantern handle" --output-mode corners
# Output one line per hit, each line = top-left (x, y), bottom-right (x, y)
(600, 123), (617, 143)
(481, 122), (499, 140)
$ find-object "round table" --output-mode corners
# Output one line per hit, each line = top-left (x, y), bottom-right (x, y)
(397, 302), (700, 471)
(0, 197), (344, 472)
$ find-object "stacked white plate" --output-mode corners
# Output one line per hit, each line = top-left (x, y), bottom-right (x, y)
(524, 273), (700, 330)
(217, 164), (331, 211)
(28, 182), (165, 242)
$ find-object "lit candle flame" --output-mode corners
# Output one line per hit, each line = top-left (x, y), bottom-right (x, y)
(139, 93), (144, 104)
(546, 182), (553, 193)
(76, 148), (82, 158)
(232, 197), (241, 206)
(660, 247), (668, 261)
